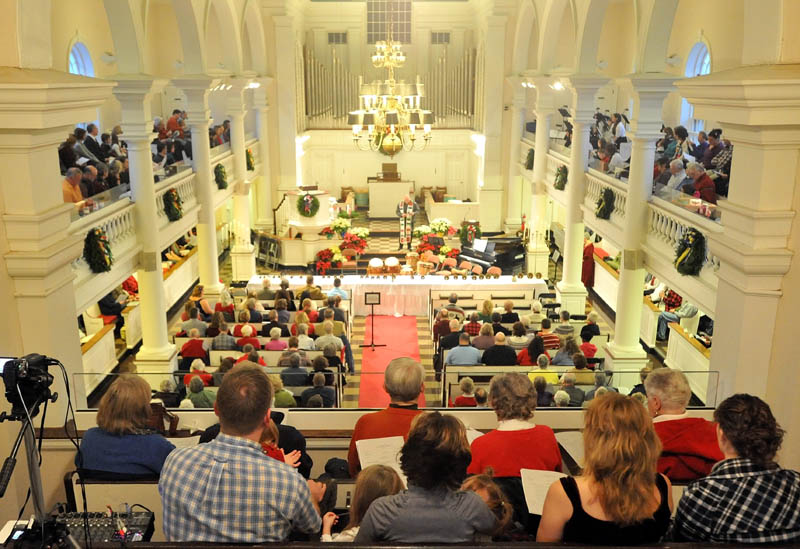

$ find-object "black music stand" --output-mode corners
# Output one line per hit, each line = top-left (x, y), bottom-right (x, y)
(360, 292), (386, 350)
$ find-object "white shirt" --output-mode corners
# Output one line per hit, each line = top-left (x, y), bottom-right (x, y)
(496, 418), (537, 431)
(666, 169), (688, 191)
(614, 122), (626, 139)
(608, 152), (626, 172)
(652, 411), (690, 423)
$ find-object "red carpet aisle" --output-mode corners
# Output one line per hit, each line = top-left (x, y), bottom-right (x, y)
(358, 315), (424, 408)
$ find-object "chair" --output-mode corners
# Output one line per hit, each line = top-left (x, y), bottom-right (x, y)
(340, 248), (358, 275)
(542, 302), (561, 317)
(538, 292), (557, 303)
(547, 312), (561, 322)
(570, 314), (588, 321)
(586, 357), (605, 371)
(486, 266), (502, 276)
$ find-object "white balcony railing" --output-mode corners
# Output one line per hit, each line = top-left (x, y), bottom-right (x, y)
(585, 169), (628, 220)
(544, 150), (569, 204)
(155, 170), (198, 231)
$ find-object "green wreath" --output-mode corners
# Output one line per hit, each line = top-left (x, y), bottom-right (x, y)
(246, 148), (255, 171)
(163, 188), (183, 221)
(297, 193), (320, 217)
(674, 228), (706, 276)
(83, 227), (113, 273)
(554, 165), (568, 190)
(214, 163), (228, 190)
(458, 223), (482, 247)
(525, 148), (535, 170)
(595, 187), (615, 220)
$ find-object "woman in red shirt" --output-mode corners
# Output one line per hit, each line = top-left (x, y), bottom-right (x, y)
(687, 163), (717, 204)
(517, 335), (550, 366)
(300, 298), (319, 324)
(290, 311), (316, 336)
(468, 372), (561, 477)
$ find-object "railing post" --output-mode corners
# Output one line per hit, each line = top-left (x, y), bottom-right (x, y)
(114, 77), (177, 376)
(173, 77), (224, 296)
(557, 75), (607, 314)
(605, 76), (674, 372)
(528, 78), (555, 275)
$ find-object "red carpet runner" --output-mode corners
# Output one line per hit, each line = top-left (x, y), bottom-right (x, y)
(358, 315), (424, 408)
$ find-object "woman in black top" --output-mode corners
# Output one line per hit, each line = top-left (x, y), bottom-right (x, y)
(538, 393), (673, 545)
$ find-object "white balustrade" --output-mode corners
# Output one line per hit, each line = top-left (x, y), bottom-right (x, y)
(154, 171), (198, 230)
(545, 151), (569, 202)
(647, 199), (722, 272)
(584, 169), (628, 221)
(273, 193), (292, 237)
(70, 199), (138, 275)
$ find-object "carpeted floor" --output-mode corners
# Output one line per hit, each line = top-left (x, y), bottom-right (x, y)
(358, 315), (424, 408)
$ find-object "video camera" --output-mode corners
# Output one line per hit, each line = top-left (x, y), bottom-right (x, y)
(1, 354), (56, 420)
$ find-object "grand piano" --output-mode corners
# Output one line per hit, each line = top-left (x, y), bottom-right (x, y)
(459, 237), (525, 274)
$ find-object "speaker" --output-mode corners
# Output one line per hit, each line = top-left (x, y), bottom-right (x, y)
(622, 249), (644, 270)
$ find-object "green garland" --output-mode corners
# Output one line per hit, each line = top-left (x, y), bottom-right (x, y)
(163, 188), (183, 221)
(297, 193), (320, 217)
(458, 223), (482, 247)
(554, 165), (568, 190)
(83, 227), (113, 273)
(595, 187), (615, 220)
(525, 148), (535, 170)
(674, 228), (706, 276)
(214, 163), (228, 190)
(246, 148), (255, 171)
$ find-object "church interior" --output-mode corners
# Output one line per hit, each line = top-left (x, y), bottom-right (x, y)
(1, 0), (800, 544)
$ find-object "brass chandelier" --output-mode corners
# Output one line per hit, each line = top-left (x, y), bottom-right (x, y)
(348, 23), (433, 156)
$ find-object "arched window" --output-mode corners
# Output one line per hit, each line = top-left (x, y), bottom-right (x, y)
(68, 42), (94, 77)
(680, 42), (711, 133)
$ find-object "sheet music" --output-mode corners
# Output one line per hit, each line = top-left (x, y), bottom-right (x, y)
(356, 436), (407, 486)
(555, 431), (585, 468)
(466, 428), (484, 445)
(520, 469), (567, 515)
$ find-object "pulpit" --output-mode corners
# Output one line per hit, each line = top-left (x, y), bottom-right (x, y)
(287, 189), (334, 240)
(367, 165), (415, 218)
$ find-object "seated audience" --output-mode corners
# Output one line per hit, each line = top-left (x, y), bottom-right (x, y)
(653, 156), (671, 188)
(644, 368), (723, 481)
(468, 373), (561, 477)
(296, 323), (315, 350)
(355, 411), (496, 542)
(534, 376), (554, 408)
(657, 299), (698, 341)
(306, 395), (323, 408)
(236, 346), (266, 367)
(585, 371), (616, 401)
(261, 309), (290, 338)
(664, 158), (691, 193)
(554, 310), (574, 336)
(274, 298), (291, 323)
(180, 329), (209, 364)
(580, 311), (601, 341)
(297, 275), (325, 302)
(276, 278), (296, 308)
(280, 353), (309, 387)
(206, 312), (226, 337)
(62, 167), (91, 207)
(183, 359), (213, 386)
(160, 365), (325, 541)
(212, 357), (234, 386)
(348, 358), (424, 477)
(322, 464), (404, 542)
(257, 279), (275, 301)
(314, 321), (343, 352)
(244, 297), (263, 323)
(694, 130), (709, 160)
(318, 296), (345, 322)
(278, 338), (311, 369)
(463, 312), (482, 336)
(528, 354), (560, 385)
(327, 276), (348, 299)
(300, 298), (319, 323)
(684, 162), (717, 204)
(236, 325), (261, 350)
(232, 311), (256, 337)
(212, 323), (237, 350)
(187, 375), (216, 408)
(517, 335), (550, 366)
(264, 327), (288, 351)
(322, 343), (343, 374)
(181, 307), (206, 336)
(478, 299), (494, 323)
(58, 135), (79, 172)
(269, 374), (298, 408)
(551, 336), (580, 366)
(671, 394), (800, 543)
(672, 125), (696, 161)
(605, 142), (627, 173)
(629, 367), (651, 396)
(579, 333), (598, 358)
(500, 300), (520, 323)
(482, 333), (518, 366)
(445, 332), (482, 365)
(460, 474), (514, 539)
(475, 387), (488, 408)
(301, 373), (335, 407)
(307, 355), (335, 386)
(508, 321), (531, 350)
(537, 393), (672, 544)
(538, 318), (561, 350)
(188, 285), (214, 319)
(490, 312), (510, 336)
(553, 390), (571, 408)
(439, 293), (466, 320)
(291, 311), (315, 336)
(78, 374), (175, 475)
(560, 373), (585, 407)
(432, 309), (451, 342)
(471, 323), (496, 351)
(566, 353), (594, 385)
(439, 319), (463, 350)
(152, 379), (181, 408)
(700, 128), (724, 169)
(522, 300), (545, 329)
(453, 377), (477, 407)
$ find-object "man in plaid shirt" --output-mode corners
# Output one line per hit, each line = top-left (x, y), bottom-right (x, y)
(671, 394), (800, 544)
(159, 365), (324, 542)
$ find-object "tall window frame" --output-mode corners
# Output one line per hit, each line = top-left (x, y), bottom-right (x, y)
(68, 42), (95, 78)
(680, 41), (711, 133)
(367, 0), (412, 44)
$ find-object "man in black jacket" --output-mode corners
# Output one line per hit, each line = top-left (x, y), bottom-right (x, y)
(261, 309), (291, 337)
(438, 319), (462, 351)
(481, 333), (518, 365)
(84, 123), (105, 161)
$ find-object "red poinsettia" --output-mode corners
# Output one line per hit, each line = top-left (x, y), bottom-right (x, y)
(315, 248), (341, 275)
(446, 247), (461, 259)
(340, 232), (367, 255)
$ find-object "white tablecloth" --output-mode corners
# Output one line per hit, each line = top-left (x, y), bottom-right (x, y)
(247, 275), (548, 316)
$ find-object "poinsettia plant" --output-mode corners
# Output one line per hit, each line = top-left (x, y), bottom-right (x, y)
(321, 227), (335, 239)
(315, 247), (342, 275)
(340, 232), (367, 255)
(429, 218), (457, 236)
(416, 234), (460, 260)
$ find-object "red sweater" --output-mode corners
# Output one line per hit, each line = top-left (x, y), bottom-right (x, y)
(454, 395), (477, 407)
(517, 349), (551, 366)
(183, 369), (212, 386)
(180, 339), (207, 358)
(233, 324), (258, 337)
(236, 337), (261, 350)
(235, 354), (266, 366)
(348, 407), (423, 477)
(580, 342), (597, 359)
(654, 417), (724, 481)
(468, 426), (562, 477)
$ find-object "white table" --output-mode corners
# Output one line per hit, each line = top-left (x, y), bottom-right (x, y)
(368, 181), (414, 218)
(247, 275), (548, 316)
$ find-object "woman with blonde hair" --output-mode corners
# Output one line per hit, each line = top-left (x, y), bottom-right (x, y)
(301, 298), (319, 323)
(232, 309), (256, 337)
(291, 311), (315, 336)
(478, 299), (494, 323)
(77, 374), (175, 474)
(188, 285), (214, 318)
(537, 393), (673, 544)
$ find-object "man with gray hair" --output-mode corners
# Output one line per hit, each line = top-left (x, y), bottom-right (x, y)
(553, 390), (571, 407)
(585, 371), (617, 401)
(62, 167), (92, 207)
(560, 373), (585, 407)
(347, 357), (424, 477)
(665, 158), (691, 193)
(280, 353), (308, 387)
(438, 319), (463, 350)
(644, 367), (723, 481)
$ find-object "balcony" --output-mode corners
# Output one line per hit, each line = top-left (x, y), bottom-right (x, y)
(544, 150), (569, 206)
(582, 168), (628, 250)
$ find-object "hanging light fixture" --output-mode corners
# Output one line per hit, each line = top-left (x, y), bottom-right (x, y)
(349, 2), (432, 156)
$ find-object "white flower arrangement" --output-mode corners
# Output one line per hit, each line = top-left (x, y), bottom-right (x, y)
(429, 218), (453, 235)
(349, 227), (370, 239)
(331, 217), (352, 232)
(413, 225), (432, 238)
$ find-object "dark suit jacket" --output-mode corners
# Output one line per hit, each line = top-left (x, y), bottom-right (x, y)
(84, 135), (104, 160)
(247, 308), (263, 323)
(319, 307), (346, 322)
(500, 312), (520, 323)
(300, 386), (336, 407)
(491, 323), (510, 336)
(439, 331), (462, 351)
(481, 345), (518, 365)
(261, 321), (290, 337)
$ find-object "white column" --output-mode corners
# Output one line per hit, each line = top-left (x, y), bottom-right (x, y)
(605, 77), (673, 371)
(504, 79), (525, 232)
(273, 16), (300, 191)
(557, 76), (607, 314)
(527, 80), (554, 275)
(678, 67), (800, 468)
(114, 78), (177, 371)
(227, 77), (256, 281)
(173, 77), (224, 295)
(253, 77), (274, 231)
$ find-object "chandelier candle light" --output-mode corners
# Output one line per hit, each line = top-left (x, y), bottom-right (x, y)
(349, 24), (433, 155)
